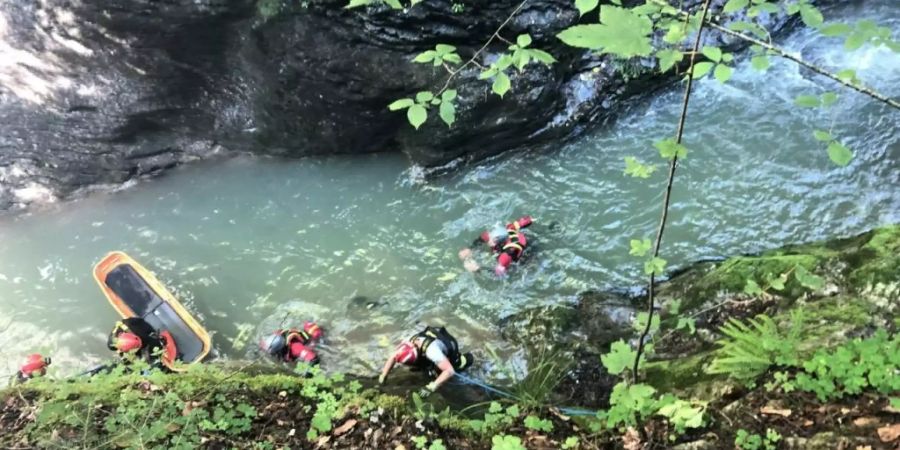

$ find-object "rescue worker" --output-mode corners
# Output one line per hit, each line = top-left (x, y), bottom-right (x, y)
(15, 353), (51, 383)
(259, 321), (323, 365)
(378, 326), (474, 397)
(458, 215), (533, 276)
(107, 317), (178, 370)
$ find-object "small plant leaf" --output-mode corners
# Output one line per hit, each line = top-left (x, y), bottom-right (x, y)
(813, 129), (832, 142)
(701, 46), (722, 63)
(574, 0), (600, 16)
(826, 142), (853, 166)
(714, 64), (733, 83)
(629, 238), (653, 257)
(516, 34), (533, 48)
(492, 72), (511, 97)
(751, 54), (770, 71)
(723, 0), (749, 13)
(657, 49), (684, 73)
(388, 98), (415, 111)
(439, 101), (456, 127)
(691, 61), (715, 79)
(601, 340), (637, 375)
(407, 104), (427, 129)
(794, 95), (821, 107)
(644, 256), (667, 275)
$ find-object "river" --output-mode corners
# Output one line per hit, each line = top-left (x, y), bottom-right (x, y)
(0, 2), (897, 383)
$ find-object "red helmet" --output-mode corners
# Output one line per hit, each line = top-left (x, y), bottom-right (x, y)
(290, 342), (319, 364)
(115, 332), (143, 353)
(394, 341), (418, 365)
(20, 353), (51, 378)
(303, 321), (323, 340)
(517, 215), (533, 228)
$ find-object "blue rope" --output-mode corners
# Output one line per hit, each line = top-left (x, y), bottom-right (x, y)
(453, 373), (519, 400)
(558, 407), (601, 417)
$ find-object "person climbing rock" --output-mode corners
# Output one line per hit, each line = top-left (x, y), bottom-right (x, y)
(458, 215), (533, 276)
(378, 326), (474, 397)
(15, 353), (51, 383)
(259, 321), (323, 365)
(107, 317), (178, 370)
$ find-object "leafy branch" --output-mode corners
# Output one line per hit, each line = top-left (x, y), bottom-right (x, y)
(648, 0), (900, 111)
(632, 0), (714, 388)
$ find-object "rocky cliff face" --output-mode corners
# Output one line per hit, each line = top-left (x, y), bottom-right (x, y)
(0, 0), (794, 210)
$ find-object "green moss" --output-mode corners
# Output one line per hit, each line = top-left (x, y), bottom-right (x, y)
(643, 351), (735, 402)
(779, 296), (874, 349)
(848, 226), (900, 288)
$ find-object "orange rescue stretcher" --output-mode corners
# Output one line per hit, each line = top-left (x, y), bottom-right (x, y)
(93, 251), (211, 371)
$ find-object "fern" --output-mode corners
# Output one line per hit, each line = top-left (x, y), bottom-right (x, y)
(708, 310), (805, 379)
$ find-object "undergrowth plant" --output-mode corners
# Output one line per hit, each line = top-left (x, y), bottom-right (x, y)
(708, 309), (806, 380)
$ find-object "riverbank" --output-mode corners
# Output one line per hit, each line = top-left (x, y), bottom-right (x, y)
(2, 225), (896, 448)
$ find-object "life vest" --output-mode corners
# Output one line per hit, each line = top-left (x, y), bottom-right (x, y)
(501, 229), (528, 260)
(279, 329), (315, 363)
(108, 318), (179, 370)
(409, 326), (463, 371)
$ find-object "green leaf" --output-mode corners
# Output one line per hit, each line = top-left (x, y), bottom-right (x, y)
(844, 33), (867, 51)
(765, 272), (788, 291)
(633, 312), (660, 333)
(624, 156), (657, 178)
(744, 279), (764, 296)
(344, 0), (374, 8)
(430, 97), (441, 105)
(523, 415), (553, 432)
(657, 49), (683, 73)
(601, 340), (637, 375)
(714, 64), (733, 84)
(575, 0), (600, 16)
(435, 44), (455, 54)
(836, 69), (857, 83)
(813, 129), (832, 142)
(754, 2), (780, 14)
(416, 91), (434, 103)
(690, 61), (714, 79)
(516, 34), (532, 48)
(751, 54), (770, 71)
(663, 23), (687, 44)
(722, 53), (734, 63)
(441, 89), (457, 101)
(820, 23), (852, 36)
(413, 50), (436, 63)
(556, 6), (654, 57)
(730, 21), (769, 39)
(644, 257), (667, 275)
(786, 3), (800, 14)
(443, 53), (462, 64)
(799, 4), (824, 28)
(820, 92), (838, 106)
(890, 397), (900, 409)
(629, 238), (653, 257)
(723, 0), (749, 13)
(492, 72), (511, 97)
(794, 95), (821, 108)
(479, 67), (498, 80)
(388, 98), (415, 111)
(676, 317), (696, 334)
(826, 142), (853, 166)
(701, 46), (722, 63)
(528, 49), (557, 64)
(668, 299), (682, 315)
(794, 265), (825, 290)
(407, 104), (427, 129)
(655, 138), (688, 159)
(383, 0), (403, 9)
(439, 100), (456, 127)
